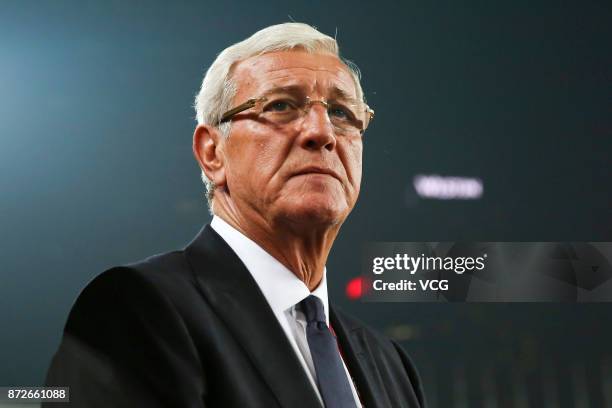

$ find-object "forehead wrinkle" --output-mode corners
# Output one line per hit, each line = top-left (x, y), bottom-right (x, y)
(263, 65), (346, 75)
(260, 69), (353, 86)
(257, 74), (357, 99)
(234, 53), (357, 101)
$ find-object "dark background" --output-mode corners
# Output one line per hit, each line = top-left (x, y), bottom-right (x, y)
(1, 0), (611, 406)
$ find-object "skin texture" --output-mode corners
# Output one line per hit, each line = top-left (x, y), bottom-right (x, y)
(193, 50), (363, 291)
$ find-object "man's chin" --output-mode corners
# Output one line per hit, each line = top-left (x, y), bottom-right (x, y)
(277, 200), (350, 229)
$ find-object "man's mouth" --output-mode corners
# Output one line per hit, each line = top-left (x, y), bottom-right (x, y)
(292, 167), (341, 181)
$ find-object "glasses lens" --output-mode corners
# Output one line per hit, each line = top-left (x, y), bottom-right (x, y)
(258, 94), (367, 134)
(259, 95), (302, 125)
(326, 101), (367, 133)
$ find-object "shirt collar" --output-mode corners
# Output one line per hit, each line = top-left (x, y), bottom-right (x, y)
(210, 216), (329, 324)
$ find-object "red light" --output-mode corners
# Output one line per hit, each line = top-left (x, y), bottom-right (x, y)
(345, 276), (363, 300)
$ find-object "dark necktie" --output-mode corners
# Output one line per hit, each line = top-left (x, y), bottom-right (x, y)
(299, 295), (356, 408)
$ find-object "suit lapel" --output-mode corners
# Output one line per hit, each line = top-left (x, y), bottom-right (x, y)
(184, 225), (321, 408)
(331, 307), (391, 408)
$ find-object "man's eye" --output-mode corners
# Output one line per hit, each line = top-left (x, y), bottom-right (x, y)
(329, 106), (351, 120)
(266, 100), (294, 112)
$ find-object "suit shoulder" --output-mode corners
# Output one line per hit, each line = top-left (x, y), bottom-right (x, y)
(124, 249), (192, 282)
(66, 250), (198, 330)
(49, 255), (206, 405)
(82, 250), (193, 300)
(62, 251), (209, 353)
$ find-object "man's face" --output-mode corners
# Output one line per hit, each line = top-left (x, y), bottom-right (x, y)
(221, 50), (363, 228)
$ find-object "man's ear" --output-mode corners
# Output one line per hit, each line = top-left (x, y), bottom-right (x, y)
(192, 124), (227, 189)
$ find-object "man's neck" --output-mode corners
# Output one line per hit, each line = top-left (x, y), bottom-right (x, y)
(213, 199), (339, 291)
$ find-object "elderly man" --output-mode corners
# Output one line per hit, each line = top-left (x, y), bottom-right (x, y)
(44, 23), (426, 408)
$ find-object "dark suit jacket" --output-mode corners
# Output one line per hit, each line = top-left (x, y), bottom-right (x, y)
(44, 225), (426, 408)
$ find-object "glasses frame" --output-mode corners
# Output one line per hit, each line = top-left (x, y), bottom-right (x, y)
(218, 96), (375, 134)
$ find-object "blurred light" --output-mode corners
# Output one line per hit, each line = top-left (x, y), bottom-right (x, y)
(413, 174), (483, 200)
(345, 276), (364, 300)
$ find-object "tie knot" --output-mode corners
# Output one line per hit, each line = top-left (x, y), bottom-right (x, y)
(299, 295), (326, 324)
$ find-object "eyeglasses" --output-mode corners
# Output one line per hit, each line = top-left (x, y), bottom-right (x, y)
(218, 93), (374, 135)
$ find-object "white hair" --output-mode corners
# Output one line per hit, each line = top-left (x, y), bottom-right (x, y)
(193, 22), (364, 209)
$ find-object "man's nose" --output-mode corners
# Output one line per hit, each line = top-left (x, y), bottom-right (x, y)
(297, 104), (337, 151)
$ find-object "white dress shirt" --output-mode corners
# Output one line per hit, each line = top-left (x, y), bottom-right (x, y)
(211, 216), (361, 407)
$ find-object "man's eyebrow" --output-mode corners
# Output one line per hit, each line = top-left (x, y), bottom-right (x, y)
(328, 86), (360, 105)
(261, 84), (307, 96)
